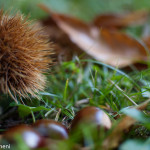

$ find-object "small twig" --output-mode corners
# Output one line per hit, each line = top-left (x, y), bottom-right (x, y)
(55, 108), (61, 121)
(62, 116), (67, 122)
(45, 108), (54, 117)
(108, 79), (138, 106)
(75, 98), (90, 106)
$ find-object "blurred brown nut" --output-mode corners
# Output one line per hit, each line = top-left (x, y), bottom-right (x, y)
(71, 106), (112, 131)
(4, 125), (46, 149)
(32, 119), (68, 140)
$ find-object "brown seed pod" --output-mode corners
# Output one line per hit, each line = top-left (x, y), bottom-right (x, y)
(3, 125), (46, 149)
(0, 10), (53, 102)
(32, 119), (69, 140)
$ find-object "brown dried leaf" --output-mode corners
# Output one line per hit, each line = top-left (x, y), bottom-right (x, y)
(52, 15), (147, 67)
(39, 4), (148, 67)
(103, 99), (150, 150)
(99, 29), (147, 67)
(94, 10), (148, 29)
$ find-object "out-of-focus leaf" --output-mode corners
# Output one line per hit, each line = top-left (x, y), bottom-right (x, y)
(121, 108), (150, 123)
(99, 29), (147, 67)
(120, 139), (150, 150)
(93, 10), (148, 29)
(39, 4), (148, 68)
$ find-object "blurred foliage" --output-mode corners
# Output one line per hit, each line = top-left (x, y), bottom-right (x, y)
(1, 0), (150, 21)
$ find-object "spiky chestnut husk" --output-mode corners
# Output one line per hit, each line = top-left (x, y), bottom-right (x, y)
(0, 10), (53, 102)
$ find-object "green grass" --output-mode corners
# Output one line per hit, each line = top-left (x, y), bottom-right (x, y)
(2, 58), (150, 149)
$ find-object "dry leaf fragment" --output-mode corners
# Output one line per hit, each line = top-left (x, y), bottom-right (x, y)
(102, 99), (150, 150)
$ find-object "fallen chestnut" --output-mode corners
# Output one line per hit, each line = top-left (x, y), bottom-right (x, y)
(70, 106), (112, 146)
(71, 106), (112, 130)
(3, 125), (46, 149)
(32, 119), (69, 140)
